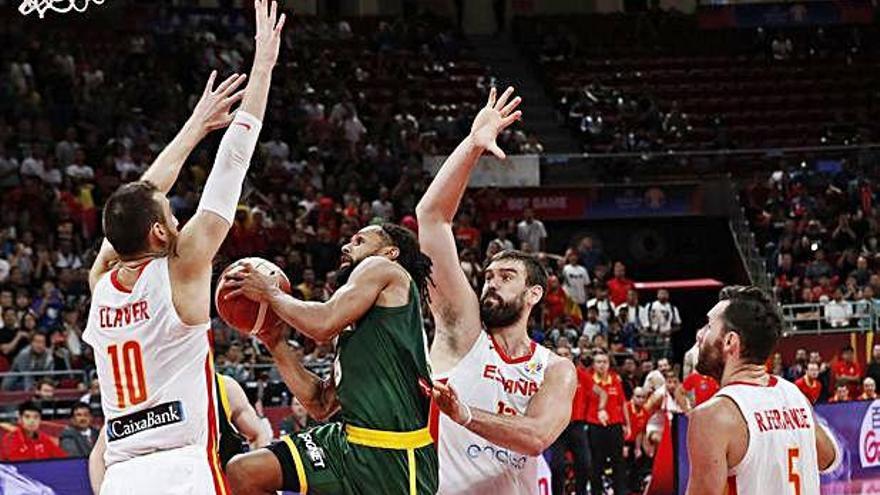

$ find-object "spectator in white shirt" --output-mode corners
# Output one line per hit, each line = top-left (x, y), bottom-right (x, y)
(20, 147), (46, 180)
(55, 127), (80, 167)
(616, 289), (646, 331)
(644, 289), (681, 347)
(261, 128), (290, 161)
(586, 285), (614, 324)
(371, 187), (394, 221)
(55, 241), (83, 270)
(491, 226), (516, 252)
(562, 248), (590, 312)
(516, 208), (547, 252)
(825, 288), (853, 328)
(65, 149), (94, 181)
(39, 156), (62, 187)
(582, 305), (608, 340)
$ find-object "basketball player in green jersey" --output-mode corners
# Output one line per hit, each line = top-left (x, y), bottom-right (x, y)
(222, 223), (438, 495)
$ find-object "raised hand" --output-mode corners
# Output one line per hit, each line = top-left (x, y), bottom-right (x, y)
(190, 70), (247, 136)
(431, 381), (469, 425)
(469, 86), (523, 160)
(253, 0), (287, 69)
(222, 262), (281, 303)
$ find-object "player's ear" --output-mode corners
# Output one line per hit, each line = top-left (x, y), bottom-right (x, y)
(384, 246), (400, 261)
(527, 285), (544, 305)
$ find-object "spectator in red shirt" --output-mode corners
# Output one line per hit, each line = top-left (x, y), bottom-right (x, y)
(548, 348), (590, 495)
(859, 377), (877, 401)
(623, 386), (650, 493)
(829, 381), (850, 403)
(543, 276), (568, 329)
(681, 372), (720, 406)
(607, 261), (635, 307)
(1, 401), (66, 461)
(795, 362), (823, 404)
(832, 345), (862, 399)
(585, 349), (627, 495)
(453, 213), (481, 250)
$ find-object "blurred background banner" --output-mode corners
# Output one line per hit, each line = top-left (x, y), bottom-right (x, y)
(423, 154), (540, 188)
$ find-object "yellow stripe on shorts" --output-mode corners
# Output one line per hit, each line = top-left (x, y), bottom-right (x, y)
(283, 436), (308, 494)
(407, 448), (416, 495)
(344, 425), (433, 450)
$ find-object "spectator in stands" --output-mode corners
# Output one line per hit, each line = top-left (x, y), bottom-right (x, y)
(785, 348), (808, 382)
(587, 286), (613, 325)
(825, 288), (853, 328)
(644, 368), (690, 456)
(59, 402), (98, 457)
(795, 362), (822, 404)
(833, 345), (862, 399)
(549, 346), (590, 495)
(859, 377), (877, 401)
(643, 289), (681, 349)
(805, 249), (834, 281)
(577, 236), (603, 273)
(829, 381), (850, 403)
(0, 401), (66, 461)
(278, 398), (314, 436)
(585, 349), (627, 495)
(607, 262), (635, 307)
(217, 344), (251, 384)
(865, 344), (880, 385)
(2, 332), (53, 390)
(618, 289), (646, 332)
(644, 357), (671, 393)
(582, 305), (607, 340)
(851, 255), (872, 287)
(562, 248), (590, 315)
(543, 276), (569, 329)
(516, 208), (547, 252)
(80, 379), (101, 417)
(0, 308), (29, 362)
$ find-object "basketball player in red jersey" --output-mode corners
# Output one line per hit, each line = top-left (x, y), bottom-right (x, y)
(687, 286), (840, 495)
(84, 2), (284, 494)
(417, 87), (577, 494)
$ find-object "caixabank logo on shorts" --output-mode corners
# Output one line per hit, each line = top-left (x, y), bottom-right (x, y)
(858, 400), (880, 467)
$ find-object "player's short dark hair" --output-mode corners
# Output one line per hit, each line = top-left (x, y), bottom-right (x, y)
(663, 368), (680, 380)
(718, 285), (782, 365)
(486, 250), (548, 293)
(18, 400), (40, 417)
(103, 180), (164, 257)
(71, 402), (91, 416)
(379, 223), (433, 303)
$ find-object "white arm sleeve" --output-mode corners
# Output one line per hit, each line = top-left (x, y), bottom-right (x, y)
(197, 111), (263, 225)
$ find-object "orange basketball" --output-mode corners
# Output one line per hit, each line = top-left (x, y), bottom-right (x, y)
(215, 257), (291, 336)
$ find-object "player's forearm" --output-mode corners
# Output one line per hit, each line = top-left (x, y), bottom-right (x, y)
(269, 291), (343, 342)
(269, 341), (338, 421)
(141, 119), (204, 194)
(463, 408), (558, 456)
(415, 135), (483, 224)
(240, 64), (273, 122)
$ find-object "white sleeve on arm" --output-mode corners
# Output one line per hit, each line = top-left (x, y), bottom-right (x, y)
(197, 111), (263, 225)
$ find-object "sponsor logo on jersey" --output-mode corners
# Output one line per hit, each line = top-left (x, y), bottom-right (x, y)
(297, 432), (327, 470)
(466, 443), (528, 470)
(106, 401), (184, 442)
(482, 364), (539, 397)
(859, 400), (880, 467)
(98, 300), (150, 329)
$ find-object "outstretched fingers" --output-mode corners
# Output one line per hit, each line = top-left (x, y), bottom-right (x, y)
(486, 86), (497, 108)
(203, 70), (218, 96)
(499, 96), (521, 117)
(494, 86), (515, 112)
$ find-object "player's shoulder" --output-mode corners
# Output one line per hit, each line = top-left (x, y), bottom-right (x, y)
(545, 353), (577, 385)
(689, 393), (743, 431)
(351, 255), (400, 280)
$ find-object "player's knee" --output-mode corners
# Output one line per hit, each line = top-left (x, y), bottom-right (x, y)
(227, 454), (258, 492)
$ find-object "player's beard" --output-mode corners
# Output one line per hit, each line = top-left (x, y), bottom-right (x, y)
(335, 258), (360, 287)
(695, 336), (725, 381)
(480, 290), (526, 330)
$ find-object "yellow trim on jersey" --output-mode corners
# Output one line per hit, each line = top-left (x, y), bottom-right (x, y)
(344, 425), (433, 450)
(206, 354), (228, 495)
(407, 448), (417, 495)
(216, 373), (233, 423)
(282, 436), (308, 494)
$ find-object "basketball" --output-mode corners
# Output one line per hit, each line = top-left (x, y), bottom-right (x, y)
(215, 257), (291, 336)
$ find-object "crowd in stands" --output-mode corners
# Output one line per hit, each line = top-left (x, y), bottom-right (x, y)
(516, 12), (880, 152)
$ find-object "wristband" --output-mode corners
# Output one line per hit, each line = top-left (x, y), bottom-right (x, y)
(461, 403), (473, 427)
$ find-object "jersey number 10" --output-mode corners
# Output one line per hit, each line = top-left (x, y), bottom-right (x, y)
(108, 341), (148, 408)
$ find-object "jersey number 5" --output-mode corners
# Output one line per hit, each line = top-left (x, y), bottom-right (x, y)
(788, 447), (801, 495)
(108, 341), (148, 408)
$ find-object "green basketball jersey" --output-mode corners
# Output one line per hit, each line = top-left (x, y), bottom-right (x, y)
(334, 279), (432, 432)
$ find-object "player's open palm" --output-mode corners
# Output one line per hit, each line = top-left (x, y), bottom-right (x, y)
(223, 262), (280, 303)
(191, 70), (248, 134)
(253, 0), (286, 68)
(469, 86), (523, 160)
